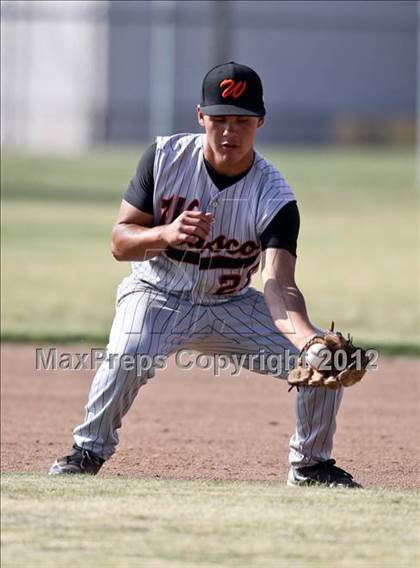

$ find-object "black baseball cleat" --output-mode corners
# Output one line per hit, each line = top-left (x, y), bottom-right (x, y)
(48, 444), (105, 475)
(287, 459), (362, 488)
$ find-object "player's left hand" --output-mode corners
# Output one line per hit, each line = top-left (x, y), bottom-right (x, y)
(287, 323), (371, 390)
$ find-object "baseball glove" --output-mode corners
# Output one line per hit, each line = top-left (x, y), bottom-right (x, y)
(287, 322), (370, 390)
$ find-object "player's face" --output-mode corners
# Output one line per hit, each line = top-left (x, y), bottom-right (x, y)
(197, 108), (264, 175)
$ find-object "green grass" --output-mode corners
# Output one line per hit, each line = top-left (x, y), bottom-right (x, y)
(1, 147), (418, 349)
(1, 474), (419, 568)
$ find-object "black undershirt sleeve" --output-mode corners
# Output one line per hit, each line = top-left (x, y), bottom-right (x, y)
(259, 200), (300, 257)
(123, 143), (157, 215)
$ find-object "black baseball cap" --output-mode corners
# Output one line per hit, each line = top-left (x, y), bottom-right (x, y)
(200, 61), (266, 117)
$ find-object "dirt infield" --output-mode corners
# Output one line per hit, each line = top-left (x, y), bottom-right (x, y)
(1, 344), (418, 488)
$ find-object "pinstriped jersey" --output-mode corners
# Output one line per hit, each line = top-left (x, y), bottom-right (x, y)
(118, 133), (296, 304)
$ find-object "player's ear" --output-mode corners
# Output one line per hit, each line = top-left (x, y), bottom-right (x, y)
(257, 116), (265, 128)
(196, 105), (205, 127)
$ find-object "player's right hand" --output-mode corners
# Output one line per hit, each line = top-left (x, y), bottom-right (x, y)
(162, 210), (213, 247)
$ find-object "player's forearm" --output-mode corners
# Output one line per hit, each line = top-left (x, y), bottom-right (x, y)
(111, 223), (169, 261)
(263, 279), (319, 350)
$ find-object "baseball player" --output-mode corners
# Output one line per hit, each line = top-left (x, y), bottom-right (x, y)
(49, 62), (361, 487)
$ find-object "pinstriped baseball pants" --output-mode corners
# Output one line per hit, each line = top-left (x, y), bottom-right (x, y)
(73, 286), (343, 466)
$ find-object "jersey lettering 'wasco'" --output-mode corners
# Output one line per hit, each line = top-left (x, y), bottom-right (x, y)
(118, 133), (295, 304)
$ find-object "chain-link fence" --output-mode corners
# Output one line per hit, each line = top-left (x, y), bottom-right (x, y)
(1, 0), (417, 151)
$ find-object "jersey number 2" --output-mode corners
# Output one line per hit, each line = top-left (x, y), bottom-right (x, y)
(215, 264), (259, 295)
(216, 274), (242, 295)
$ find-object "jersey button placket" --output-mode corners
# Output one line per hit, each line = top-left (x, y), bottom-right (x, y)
(190, 202), (206, 303)
(192, 198), (217, 303)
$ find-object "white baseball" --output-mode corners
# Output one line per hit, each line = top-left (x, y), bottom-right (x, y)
(306, 343), (328, 370)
